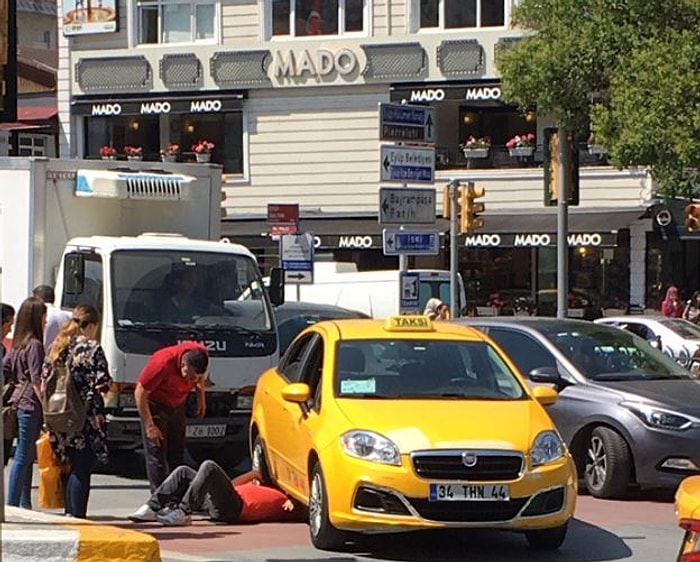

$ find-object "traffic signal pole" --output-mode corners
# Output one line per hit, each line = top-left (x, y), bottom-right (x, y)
(557, 126), (570, 319)
(449, 178), (460, 319)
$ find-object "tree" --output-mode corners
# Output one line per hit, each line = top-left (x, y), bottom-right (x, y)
(496, 0), (700, 199)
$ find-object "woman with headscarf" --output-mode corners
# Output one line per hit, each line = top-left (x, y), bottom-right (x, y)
(423, 298), (450, 320)
(661, 285), (684, 318)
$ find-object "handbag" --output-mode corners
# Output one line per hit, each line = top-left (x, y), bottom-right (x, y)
(37, 431), (68, 509)
(2, 380), (29, 442)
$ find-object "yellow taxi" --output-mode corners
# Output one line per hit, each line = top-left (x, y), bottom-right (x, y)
(250, 316), (576, 551)
(675, 476), (700, 561)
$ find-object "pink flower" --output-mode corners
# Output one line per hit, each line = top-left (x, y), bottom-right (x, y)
(192, 140), (215, 154)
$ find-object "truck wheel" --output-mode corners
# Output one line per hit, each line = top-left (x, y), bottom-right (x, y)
(309, 462), (347, 551)
(583, 426), (631, 498)
(251, 436), (272, 484)
(525, 522), (568, 549)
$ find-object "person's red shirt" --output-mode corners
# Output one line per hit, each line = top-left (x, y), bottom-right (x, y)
(137, 342), (207, 408)
(235, 483), (295, 523)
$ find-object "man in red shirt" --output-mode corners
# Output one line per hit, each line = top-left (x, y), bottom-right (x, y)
(127, 461), (303, 526)
(135, 342), (208, 491)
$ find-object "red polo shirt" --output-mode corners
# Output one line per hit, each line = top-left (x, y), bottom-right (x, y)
(235, 483), (293, 523)
(137, 342), (207, 408)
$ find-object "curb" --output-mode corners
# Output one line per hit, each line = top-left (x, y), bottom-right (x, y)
(2, 507), (161, 562)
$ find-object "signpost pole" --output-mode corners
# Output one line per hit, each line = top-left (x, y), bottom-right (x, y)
(557, 126), (569, 319)
(449, 178), (459, 319)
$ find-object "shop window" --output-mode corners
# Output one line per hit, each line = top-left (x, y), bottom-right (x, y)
(271, 0), (365, 37)
(417, 0), (505, 29)
(137, 0), (217, 45)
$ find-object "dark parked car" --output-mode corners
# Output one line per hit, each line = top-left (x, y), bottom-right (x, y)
(273, 301), (368, 355)
(456, 317), (700, 499)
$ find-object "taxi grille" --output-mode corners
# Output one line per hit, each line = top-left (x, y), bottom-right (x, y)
(407, 497), (528, 522)
(411, 451), (523, 481)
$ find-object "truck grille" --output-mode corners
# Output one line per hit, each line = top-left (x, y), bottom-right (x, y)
(411, 451), (524, 481)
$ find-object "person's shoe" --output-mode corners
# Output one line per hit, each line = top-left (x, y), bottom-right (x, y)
(128, 504), (160, 522)
(157, 507), (192, 527)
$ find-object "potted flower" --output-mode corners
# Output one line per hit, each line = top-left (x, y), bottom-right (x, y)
(99, 144), (117, 160)
(192, 140), (215, 163)
(124, 145), (143, 161)
(160, 142), (180, 162)
(460, 136), (491, 159)
(506, 133), (536, 157)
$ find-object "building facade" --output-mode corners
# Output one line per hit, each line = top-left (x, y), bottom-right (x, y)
(58, 0), (700, 312)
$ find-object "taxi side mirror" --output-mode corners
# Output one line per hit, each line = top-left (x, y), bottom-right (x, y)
(531, 386), (558, 406)
(281, 383), (311, 403)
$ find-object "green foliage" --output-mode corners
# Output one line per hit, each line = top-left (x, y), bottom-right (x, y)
(497, 0), (700, 198)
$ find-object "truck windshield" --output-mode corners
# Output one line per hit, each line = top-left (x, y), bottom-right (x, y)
(112, 250), (273, 332)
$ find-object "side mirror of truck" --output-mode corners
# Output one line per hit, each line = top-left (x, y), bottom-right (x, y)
(63, 253), (85, 294)
(268, 267), (285, 306)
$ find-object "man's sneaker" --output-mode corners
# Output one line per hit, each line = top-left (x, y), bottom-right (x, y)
(157, 507), (192, 527)
(128, 504), (159, 522)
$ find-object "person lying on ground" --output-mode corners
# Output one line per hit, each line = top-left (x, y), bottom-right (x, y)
(128, 461), (304, 526)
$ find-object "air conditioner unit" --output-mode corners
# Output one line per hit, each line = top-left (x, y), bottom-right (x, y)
(75, 169), (195, 200)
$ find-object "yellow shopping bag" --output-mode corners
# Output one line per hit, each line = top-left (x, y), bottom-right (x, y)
(36, 432), (67, 509)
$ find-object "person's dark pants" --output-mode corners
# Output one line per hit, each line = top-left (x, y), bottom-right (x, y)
(147, 460), (243, 522)
(7, 409), (42, 508)
(141, 400), (186, 492)
(3, 439), (13, 466)
(65, 446), (98, 518)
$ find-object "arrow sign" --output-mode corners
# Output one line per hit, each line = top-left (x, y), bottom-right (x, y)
(383, 229), (439, 256)
(380, 145), (435, 184)
(379, 187), (436, 225)
(284, 270), (313, 284)
(379, 103), (437, 144)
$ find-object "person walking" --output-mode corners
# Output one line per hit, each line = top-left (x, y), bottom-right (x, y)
(2, 302), (16, 466)
(42, 304), (112, 518)
(32, 284), (72, 352)
(3, 297), (46, 509)
(128, 462), (302, 526)
(661, 285), (684, 318)
(135, 342), (208, 492)
(683, 291), (700, 324)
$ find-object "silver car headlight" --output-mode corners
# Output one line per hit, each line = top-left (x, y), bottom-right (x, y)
(340, 430), (401, 466)
(530, 431), (565, 467)
(621, 401), (700, 431)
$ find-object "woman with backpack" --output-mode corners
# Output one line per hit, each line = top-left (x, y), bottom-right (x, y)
(3, 297), (46, 509)
(42, 304), (112, 518)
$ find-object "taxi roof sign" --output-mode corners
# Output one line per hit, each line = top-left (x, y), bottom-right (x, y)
(384, 315), (434, 332)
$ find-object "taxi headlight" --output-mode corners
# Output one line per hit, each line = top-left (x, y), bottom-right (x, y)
(530, 431), (564, 467)
(621, 401), (700, 431)
(340, 430), (401, 466)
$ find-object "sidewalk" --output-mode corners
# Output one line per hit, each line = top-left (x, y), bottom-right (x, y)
(1, 506), (161, 562)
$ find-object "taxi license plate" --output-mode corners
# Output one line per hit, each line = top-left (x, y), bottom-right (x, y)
(429, 483), (510, 502)
(185, 424), (226, 439)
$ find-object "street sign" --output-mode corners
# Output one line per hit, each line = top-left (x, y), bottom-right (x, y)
(267, 203), (299, 225)
(281, 232), (314, 285)
(383, 229), (439, 256)
(379, 187), (436, 225)
(399, 272), (420, 314)
(379, 103), (436, 144)
(380, 145), (435, 184)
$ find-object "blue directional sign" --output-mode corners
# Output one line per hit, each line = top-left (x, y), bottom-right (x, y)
(281, 233), (314, 284)
(383, 229), (440, 256)
(379, 103), (436, 144)
(380, 145), (435, 184)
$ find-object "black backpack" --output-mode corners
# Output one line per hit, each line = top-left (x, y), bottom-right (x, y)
(42, 358), (87, 435)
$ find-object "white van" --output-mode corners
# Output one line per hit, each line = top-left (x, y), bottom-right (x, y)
(284, 262), (466, 319)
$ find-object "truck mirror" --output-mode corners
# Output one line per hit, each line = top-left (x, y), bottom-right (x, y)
(268, 267), (285, 306)
(64, 253), (85, 295)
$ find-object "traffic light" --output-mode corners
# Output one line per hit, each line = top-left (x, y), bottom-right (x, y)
(459, 182), (485, 234)
(443, 183), (451, 219)
(685, 203), (700, 232)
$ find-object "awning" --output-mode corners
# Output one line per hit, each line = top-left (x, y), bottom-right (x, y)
(390, 80), (504, 105)
(0, 106), (58, 131)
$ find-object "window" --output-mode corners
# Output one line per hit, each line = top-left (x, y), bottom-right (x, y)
(418, 0), (505, 29)
(137, 0), (216, 45)
(17, 135), (48, 157)
(486, 328), (557, 377)
(271, 0), (365, 37)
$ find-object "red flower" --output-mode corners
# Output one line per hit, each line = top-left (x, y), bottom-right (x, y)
(99, 144), (117, 157)
(192, 140), (215, 154)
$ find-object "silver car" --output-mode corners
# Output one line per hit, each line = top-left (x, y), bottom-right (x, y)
(456, 317), (700, 499)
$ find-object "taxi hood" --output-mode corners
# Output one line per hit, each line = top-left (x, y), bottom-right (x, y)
(334, 398), (552, 453)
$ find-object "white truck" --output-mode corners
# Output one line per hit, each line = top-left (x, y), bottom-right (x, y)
(0, 157), (283, 469)
(285, 261), (466, 318)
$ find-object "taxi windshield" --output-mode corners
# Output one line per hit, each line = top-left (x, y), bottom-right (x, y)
(335, 339), (526, 400)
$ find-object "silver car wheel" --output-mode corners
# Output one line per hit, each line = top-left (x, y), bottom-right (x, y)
(251, 441), (262, 472)
(585, 434), (607, 489)
(309, 470), (323, 537)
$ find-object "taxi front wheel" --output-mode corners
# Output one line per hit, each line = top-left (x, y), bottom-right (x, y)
(525, 521), (569, 550)
(251, 436), (272, 485)
(309, 462), (348, 551)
